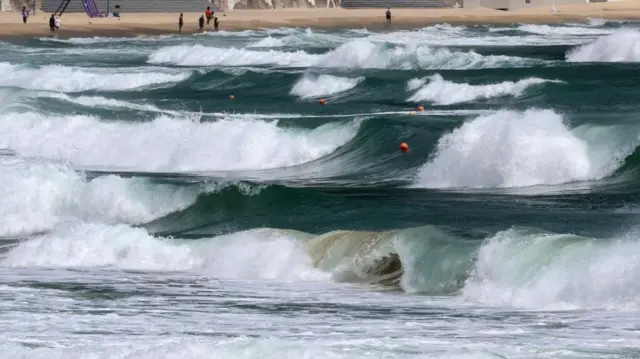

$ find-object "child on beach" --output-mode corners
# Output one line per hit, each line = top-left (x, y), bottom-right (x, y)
(385, 7), (391, 26)
(214, 17), (219, 31)
(199, 15), (204, 32)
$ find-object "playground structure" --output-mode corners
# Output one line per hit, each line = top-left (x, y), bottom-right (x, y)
(52, 0), (106, 16)
(42, 0), (222, 17)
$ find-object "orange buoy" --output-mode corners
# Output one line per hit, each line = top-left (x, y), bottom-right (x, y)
(417, 105), (424, 112)
(319, 99), (326, 105)
(400, 143), (409, 153)
(229, 95), (235, 100)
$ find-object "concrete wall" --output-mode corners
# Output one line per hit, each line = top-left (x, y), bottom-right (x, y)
(39, 0), (339, 12)
(230, 0), (337, 9)
(464, 0), (591, 9)
(459, 0), (481, 7)
(40, 0), (225, 13)
(340, 0), (454, 8)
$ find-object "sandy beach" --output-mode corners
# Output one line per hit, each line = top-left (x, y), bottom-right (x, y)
(0, 1), (639, 38)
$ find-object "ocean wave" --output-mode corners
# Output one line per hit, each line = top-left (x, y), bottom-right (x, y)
(0, 111), (361, 172)
(566, 29), (640, 62)
(0, 62), (192, 93)
(290, 74), (364, 99)
(352, 23), (611, 47)
(5, 221), (640, 310)
(247, 28), (345, 48)
(0, 157), (199, 238)
(41, 92), (180, 115)
(148, 39), (539, 69)
(406, 74), (563, 105)
(518, 24), (615, 37)
(412, 108), (640, 189)
(1, 223), (330, 282)
(36, 34), (177, 45)
(462, 226), (640, 310)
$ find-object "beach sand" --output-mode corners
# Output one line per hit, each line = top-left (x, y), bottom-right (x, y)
(0, 0), (639, 38)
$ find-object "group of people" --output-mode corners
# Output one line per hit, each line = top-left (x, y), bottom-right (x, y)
(49, 13), (62, 33)
(178, 7), (220, 34)
(20, 6), (60, 33)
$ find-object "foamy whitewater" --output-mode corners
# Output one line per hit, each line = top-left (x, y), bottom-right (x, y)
(2, 21), (640, 359)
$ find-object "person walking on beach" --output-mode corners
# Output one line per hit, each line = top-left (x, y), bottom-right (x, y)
(385, 7), (391, 26)
(49, 14), (55, 32)
(205, 6), (213, 25)
(21, 6), (29, 24)
(178, 13), (184, 33)
(199, 15), (205, 32)
(54, 15), (61, 33)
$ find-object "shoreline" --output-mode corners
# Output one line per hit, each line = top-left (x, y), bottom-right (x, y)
(0, 4), (639, 39)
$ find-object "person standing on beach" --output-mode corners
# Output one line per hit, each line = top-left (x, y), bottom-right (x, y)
(178, 13), (184, 33)
(49, 14), (55, 32)
(21, 6), (29, 24)
(199, 15), (205, 32)
(385, 7), (391, 26)
(214, 17), (219, 31)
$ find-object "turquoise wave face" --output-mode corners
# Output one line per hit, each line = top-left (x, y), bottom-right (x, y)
(2, 22), (640, 304)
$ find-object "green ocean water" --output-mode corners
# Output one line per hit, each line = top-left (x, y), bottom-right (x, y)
(2, 21), (640, 358)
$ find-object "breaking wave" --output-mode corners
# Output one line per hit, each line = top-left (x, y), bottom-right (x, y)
(413, 109), (640, 189)
(5, 221), (640, 310)
(566, 29), (640, 62)
(0, 62), (192, 92)
(290, 74), (364, 99)
(0, 157), (201, 238)
(0, 111), (361, 172)
(406, 74), (562, 105)
(148, 40), (538, 69)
